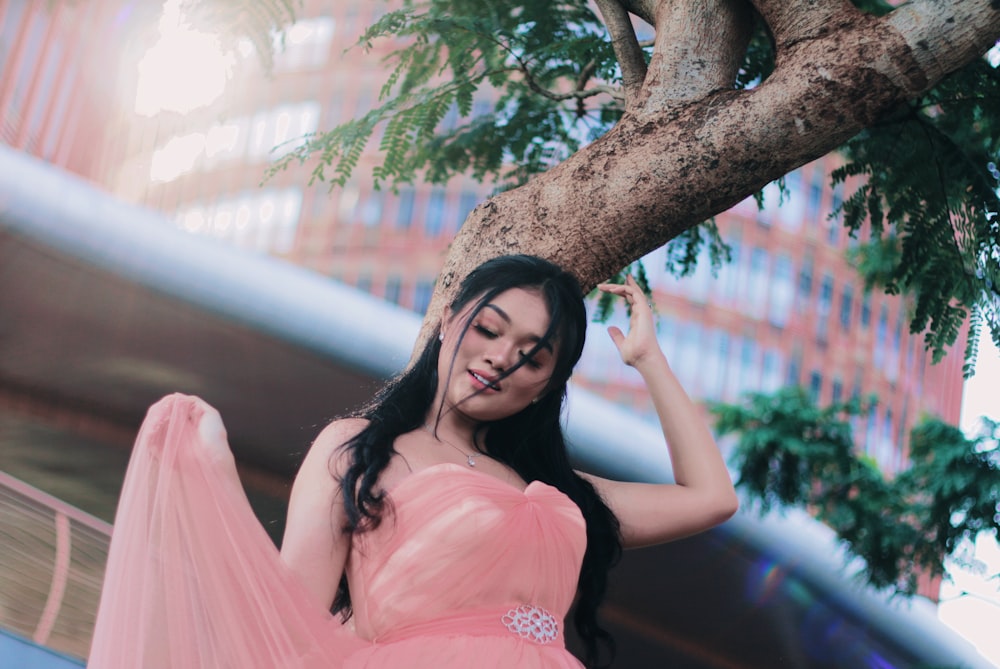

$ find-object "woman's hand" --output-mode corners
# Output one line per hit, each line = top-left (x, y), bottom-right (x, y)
(597, 274), (661, 368)
(587, 276), (739, 548)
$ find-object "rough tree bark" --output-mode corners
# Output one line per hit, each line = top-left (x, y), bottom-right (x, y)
(417, 0), (1000, 346)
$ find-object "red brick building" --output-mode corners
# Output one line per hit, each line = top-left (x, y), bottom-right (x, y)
(0, 0), (978, 663)
(59, 0), (965, 477)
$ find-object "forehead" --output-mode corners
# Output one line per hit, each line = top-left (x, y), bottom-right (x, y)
(475, 287), (551, 332)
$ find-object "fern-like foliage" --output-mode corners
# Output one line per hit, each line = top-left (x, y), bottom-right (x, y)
(713, 389), (1000, 595)
(831, 56), (1000, 374)
(183, 1), (1000, 369)
(591, 220), (731, 320)
(266, 1), (622, 191)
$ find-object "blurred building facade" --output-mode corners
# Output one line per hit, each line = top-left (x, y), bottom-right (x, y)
(58, 0), (963, 477)
(0, 0), (157, 178)
(2, 0), (964, 614)
(0, 0), (979, 664)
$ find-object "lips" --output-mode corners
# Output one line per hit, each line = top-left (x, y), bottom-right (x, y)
(469, 370), (501, 392)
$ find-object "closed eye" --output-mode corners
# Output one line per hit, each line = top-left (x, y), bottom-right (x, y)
(473, 324), (498, 339)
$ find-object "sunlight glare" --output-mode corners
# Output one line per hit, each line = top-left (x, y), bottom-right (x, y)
(135, 0), (235, 116)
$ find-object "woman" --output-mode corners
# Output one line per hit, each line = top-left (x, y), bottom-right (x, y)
(88, 255), (737, 669)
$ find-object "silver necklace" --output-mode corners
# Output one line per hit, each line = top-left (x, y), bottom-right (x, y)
(422, 424), (482, 467)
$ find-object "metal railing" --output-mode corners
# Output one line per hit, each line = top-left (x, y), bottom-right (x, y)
(0, 470), (111, 661)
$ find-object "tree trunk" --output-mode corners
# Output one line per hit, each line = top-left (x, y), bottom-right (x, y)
(417, 0), (1000, 346)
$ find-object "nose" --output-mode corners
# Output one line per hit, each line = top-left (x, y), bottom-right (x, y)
(484, 341), (515, 370)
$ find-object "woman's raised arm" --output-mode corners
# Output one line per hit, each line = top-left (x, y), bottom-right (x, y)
(582, 276), (739, 549)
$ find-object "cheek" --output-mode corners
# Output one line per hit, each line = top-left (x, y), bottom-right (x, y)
(520, 370), (554, 394)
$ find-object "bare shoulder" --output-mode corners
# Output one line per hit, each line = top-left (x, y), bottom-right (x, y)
(298, 417), (370, 479)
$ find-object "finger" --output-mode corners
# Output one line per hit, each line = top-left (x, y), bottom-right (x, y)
(622, 277), (655, 310)
(606, 325), (626, 350)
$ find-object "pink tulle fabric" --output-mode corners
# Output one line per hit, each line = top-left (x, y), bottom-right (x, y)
(89, 394), (587, 668)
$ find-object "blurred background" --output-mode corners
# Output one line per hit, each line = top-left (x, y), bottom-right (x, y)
(1, 1), (998, 667)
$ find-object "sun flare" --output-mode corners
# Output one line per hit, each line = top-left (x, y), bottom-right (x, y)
(134, 0), (235, 116)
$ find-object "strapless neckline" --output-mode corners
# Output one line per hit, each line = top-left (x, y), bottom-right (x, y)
(387, 462), (555, 501)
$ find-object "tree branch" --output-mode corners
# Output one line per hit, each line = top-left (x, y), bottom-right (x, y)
(639, 0), (754, 113)
(887, 0), (1000, 95)
(521, 68), (624, 104)
(751, 0), (860, 53)
(416, 0), (1000, 349)
(594, 0), (648, 110)
(618, 0), (657, 26)
(489, 36), (625, 106)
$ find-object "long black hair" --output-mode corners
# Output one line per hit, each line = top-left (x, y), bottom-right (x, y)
(333, 255), (622, 667)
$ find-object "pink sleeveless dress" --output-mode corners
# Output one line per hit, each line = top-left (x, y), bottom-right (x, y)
(88, 394), (587, 668)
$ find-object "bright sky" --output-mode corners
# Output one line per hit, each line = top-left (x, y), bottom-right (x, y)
(940, 328), (1000, 667)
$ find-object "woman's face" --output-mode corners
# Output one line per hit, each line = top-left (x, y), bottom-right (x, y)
(437, 287), (557, 423)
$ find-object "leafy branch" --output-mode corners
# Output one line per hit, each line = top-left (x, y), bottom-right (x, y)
(266, 1), (623, 191)
(712, 389), (1000, 595)
(832, 57), (1000, 374)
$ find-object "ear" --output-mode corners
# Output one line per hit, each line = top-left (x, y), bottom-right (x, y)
(439, 306), (454, 339)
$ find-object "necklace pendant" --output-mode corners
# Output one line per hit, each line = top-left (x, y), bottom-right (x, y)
(467, 455), (477, 467)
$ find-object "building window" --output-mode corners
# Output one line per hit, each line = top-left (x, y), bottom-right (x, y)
(337, 186), (360, 223)
(41, 58), (78, 159)
(425, 189), (447, 237)
(413, 278), (434, 313)
(360, 190), (384, 227)
(678, 244), (712, 304)
(23, 37), (63, 150)
(775, 172), (804, 230)
(866, 406), (878, 457)
(151, 132), (205, 182)
(786, 346), (802, 386)
(725, 337), (757, 400)
(151, 102), (318, 180)
(807, 170), (824, 226)
(0, 2), (30, 76)
(860, 292), (872, 329)
(204, 117), (249, 167)
(703, 329), (728, 399)
(761, 349), (783, 393)
(272, 16), (335, 71)
(830, 183), (844, 218)
(817, 274), (834, 342)
(675, 322), (704, 395)
(174, 188), (302, 254)
(887, 310), (904, 382)
(809, 371), (823, 403)
(839, 284), (853, 331)
(874, 304), (889, 367)
(749, 247), (769, 319)
(827, 184), (843, 244)
(768, 253), (794, 328)
(831, 379), (843, 404)
(384, 275), (402, 305)
(879, 408), (896, 472)
(6, 9), (46, 130)
(797, 256), (814, 310)
(355, 272), (373, 294)
(654, 313), (677, 360)
(719, 238), (741, 304)
(457, 191), (480, 230)
(395, 188), (415, 229)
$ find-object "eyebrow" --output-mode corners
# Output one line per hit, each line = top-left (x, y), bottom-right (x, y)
(483, 303), (554, 352)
